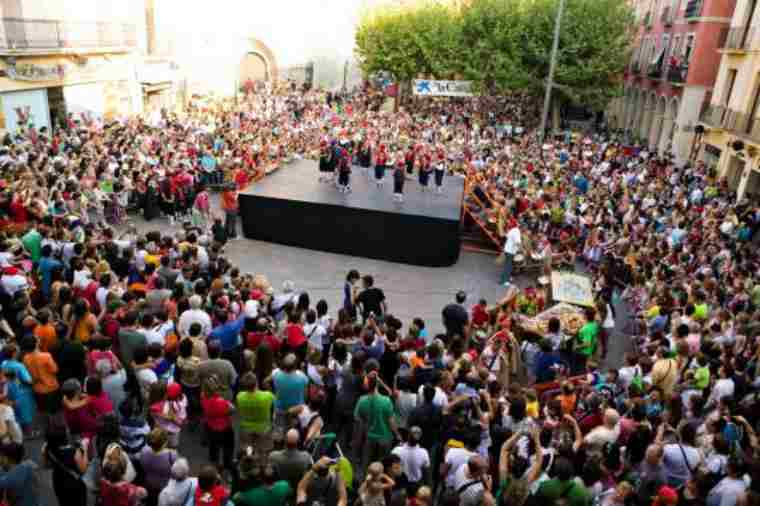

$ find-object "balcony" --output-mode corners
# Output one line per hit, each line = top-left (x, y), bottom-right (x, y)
(0, 18), (137, 55)
(630, 61), (641, 74)
(707, 109), (760, 143)
(700, 104), (729, 129)
(720, 26), (755, 53)
(667, 63), (688, 85)
(648, 62), (664, 80)
(685, 0), (703, 21)
(661, 6), (673, 27)
(643, 11), (652, 29)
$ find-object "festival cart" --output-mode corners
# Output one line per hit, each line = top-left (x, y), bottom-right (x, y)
(510, 271), (595, 401)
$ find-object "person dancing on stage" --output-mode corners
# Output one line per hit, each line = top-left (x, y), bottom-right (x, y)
(337, 146), (352, 193)
(393, 156), (406, 202)
(418, 150), (432, 192)
(374, 144), (388, 188)
(434, 150), (446, 194)
(318, 139), (331, 183)
(404, 145), (415, 177)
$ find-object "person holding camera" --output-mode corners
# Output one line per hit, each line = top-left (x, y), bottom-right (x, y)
(296, 456), (348, 506)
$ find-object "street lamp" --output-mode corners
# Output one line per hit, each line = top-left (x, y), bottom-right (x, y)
(539, 0), (566, 141)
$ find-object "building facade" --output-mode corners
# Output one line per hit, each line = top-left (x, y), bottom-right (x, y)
(698, 0), (760, 202)
(610, 0), (736, 163)
(0, 0), (147, 132)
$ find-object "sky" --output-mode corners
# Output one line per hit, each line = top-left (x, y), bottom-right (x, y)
(155, 0), (385, 66)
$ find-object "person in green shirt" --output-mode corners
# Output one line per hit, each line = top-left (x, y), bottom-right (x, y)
(535, 457), (592, 506)
(21, 228), (41, 265)
(693, 354), (710, 390)
(573, 307), (599, 375)
(354, 371), (401, 475)
(233, 464), (292, 506)
(693, 290), (710, 321)
(236, 372), (275, 454)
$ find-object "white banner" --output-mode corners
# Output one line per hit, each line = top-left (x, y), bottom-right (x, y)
(413, 79), (473, 97)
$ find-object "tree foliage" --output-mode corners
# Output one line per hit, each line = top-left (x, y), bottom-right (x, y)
(354, 0), (635, 108)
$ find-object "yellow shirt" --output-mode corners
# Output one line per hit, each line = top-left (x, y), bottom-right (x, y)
(526, 400), (539, 418)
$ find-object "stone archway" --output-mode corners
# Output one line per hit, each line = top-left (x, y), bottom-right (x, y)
(650, 96), (667, 154)
(630, 90), (643, 133)
(240, 38), (279, 86)
(640, 92), (657, 143)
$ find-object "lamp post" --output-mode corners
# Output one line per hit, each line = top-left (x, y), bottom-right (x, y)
(539, 0), (566, 141)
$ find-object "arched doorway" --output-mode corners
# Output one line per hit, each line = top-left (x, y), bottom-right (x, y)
(659, 97), (678, 155)
(640, 93), (656, 143)
(239, 52), (269, 87)
(667, 97), (680, 157)
(650, 96), (667, 154)
(237, 38), (279, 93)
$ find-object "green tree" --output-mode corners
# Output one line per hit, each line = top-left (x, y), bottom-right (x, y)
(518, 0), (635, 109)
(354, 0), (634, 111)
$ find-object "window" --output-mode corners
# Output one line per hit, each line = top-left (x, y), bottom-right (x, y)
(724, 69), (738, 107)
(672, 35), (681, 57)
(747, 74), (760, 134)
(684, 34), (696, 63)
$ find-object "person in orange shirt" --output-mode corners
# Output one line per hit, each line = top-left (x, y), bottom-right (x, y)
(221, 185), (239, 240)
(33, 309), (57, 353)
(22, 336), (60, 415)
(558, 381), (577, 415)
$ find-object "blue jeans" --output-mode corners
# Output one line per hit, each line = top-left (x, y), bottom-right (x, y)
(500, 253), (514, 284)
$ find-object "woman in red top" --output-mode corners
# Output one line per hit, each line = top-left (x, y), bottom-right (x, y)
(200, 377), (235, 470)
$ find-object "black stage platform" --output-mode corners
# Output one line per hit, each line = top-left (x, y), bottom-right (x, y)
(238, 159), (464, 266)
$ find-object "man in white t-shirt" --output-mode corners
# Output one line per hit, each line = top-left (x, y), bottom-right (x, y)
(0, 268), (28, 296)
(500, 221), (522, 287)
(303, 309), (327, 353)
(443, 434), (480, 488)
(391, 427), (430, 486)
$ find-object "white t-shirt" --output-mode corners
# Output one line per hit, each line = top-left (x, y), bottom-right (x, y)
(0, 252), (13, 268)
(392, 444), (430, 483)
(663, 443), (702, 485)
(504, 227), (522, 255)
(708, 378), (735, 407)
(1, 274), (28, 295)
(445, 447), (477, 487)
(136, 368), (158, 401)
(452, 464), (485, 506)
(304, 323), (327, 351)
(417, 385), (447, 409)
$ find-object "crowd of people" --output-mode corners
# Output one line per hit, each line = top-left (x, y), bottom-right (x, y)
(0, 81), (755, 506)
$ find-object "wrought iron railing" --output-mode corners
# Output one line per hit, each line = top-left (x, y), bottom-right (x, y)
(667, 63), (688, 84)
(700, 104), (728, 129)
(643, 11), (652, 29)
(684, 0), (703, 20)
(0, 17), (137, 50)
(648, 62), (664, 79)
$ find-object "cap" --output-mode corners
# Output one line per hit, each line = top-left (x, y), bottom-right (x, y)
(166, 382), (182, 400)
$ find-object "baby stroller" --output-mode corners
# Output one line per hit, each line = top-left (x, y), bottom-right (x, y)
(308, 432), (354, 493)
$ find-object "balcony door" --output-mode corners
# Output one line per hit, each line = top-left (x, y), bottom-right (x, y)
(742, 0), (758, 48)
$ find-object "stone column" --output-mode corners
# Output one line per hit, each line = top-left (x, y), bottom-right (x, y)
(658, 115), (675, 155)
